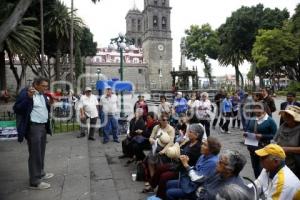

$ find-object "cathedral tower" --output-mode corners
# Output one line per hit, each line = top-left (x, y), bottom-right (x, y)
(142, 0), (172, 89)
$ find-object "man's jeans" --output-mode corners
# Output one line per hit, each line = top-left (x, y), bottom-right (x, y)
(103, 114), (119, 142)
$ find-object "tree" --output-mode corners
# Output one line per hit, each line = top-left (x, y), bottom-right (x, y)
(184, 24), (219, 85)
(218, 4), (289, 88)
(252, 29), (300, 81)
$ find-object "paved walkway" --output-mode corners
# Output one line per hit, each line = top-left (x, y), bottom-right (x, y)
(0, 96), (284, 200)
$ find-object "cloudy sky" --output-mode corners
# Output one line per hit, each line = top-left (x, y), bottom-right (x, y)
(62, 0), (299, 77)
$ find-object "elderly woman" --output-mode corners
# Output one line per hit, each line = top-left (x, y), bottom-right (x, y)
(165, 137), (221, 200)
(119, 108), (145, 162)
(145, 124), (205, 197)
(158, 96), (172, 117)
(197, 92), (212, 137)
(274, 105), (300, 178)
(194, 150), (247, 200)
(245, 103), (277, 178)
(146, 112), (175, 179)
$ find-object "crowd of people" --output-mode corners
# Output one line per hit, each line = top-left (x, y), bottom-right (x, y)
(13, 76), (300, 199)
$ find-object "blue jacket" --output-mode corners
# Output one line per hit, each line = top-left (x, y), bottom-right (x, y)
(13, 87), (52, 142)
(174, 98), (188, 114)
(180, 154), (218, 194)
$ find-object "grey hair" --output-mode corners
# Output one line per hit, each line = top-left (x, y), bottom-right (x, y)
(215, 184), (252, 200)
(33, 77), (48, 85)
(221, 150), (247, 176)
(201, 92), (209, 98)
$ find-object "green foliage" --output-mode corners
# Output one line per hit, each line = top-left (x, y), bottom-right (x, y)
(252, 29), (299, 80)
(184, 24), (219, 84)
(80, 27), (97, 57)
(287, 81), (300, 92)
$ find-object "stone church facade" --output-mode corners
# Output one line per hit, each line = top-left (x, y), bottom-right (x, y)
(125, 0), (173, 89)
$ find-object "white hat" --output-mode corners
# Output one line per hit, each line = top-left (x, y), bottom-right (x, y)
(157, 130), (171, 147)
(165, 143), (180, 159)
(85, 87), (92, 91)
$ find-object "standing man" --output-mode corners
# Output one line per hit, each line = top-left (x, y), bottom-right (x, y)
(212, 89), (225, 129)
(77, 87), (99, 140)
(100, 86), (119, 144)
(279, 92), (300, 125)
(13, 77), (53, 190)
(260, 88), (276, 117)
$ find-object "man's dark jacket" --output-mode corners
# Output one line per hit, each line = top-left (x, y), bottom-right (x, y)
(13, 87), (52, 142)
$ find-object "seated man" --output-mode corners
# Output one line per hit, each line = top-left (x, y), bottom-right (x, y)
(194, 150), (248, 200)
(255, 144), (300, 200)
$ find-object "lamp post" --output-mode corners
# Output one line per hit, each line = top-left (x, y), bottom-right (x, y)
(108, 32), (135, 118)
(96, 68), (101, 80)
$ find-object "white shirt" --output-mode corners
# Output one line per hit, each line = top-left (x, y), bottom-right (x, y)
(100, 94), (118, 114)
(196, 99), (211, 120)
(30, 93), (48, 123)
(255, 166), (300, 200)
(256, 113), (269, 125)
(187, 99), (200, 109)
(78, 94), (99, 118)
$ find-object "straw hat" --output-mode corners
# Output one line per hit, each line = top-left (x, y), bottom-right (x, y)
(157, 130), (171, 147)
(279, 105), (300, 122)
(165, 143), (180, 159)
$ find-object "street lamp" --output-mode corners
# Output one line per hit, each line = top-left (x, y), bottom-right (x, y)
(108, 32), (135, 117)
(96, 68), (101, 80)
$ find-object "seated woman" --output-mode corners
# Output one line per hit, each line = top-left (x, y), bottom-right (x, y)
(145, 112), (175, 187)
(165, 137), (221, 200)
(145, 123), (205, 197)
(119, 108), (146, 162)
(274, 105), (300, 178)
(131, 112), (159, 162)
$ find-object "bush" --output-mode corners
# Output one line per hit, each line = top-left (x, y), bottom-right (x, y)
(287, 81), (300, 93)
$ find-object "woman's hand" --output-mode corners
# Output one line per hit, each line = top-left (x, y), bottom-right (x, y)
(255, 133), (262, 140)
(179, 155), (190, 167)
(149, 138), (155, 145)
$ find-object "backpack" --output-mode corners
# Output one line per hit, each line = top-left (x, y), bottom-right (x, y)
(136, 162), (149, 182)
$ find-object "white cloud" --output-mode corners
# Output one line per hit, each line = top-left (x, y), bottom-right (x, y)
(62, 0), (298, 77)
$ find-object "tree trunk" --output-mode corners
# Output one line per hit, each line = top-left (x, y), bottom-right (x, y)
(234, 65), (240, 88)
(238, 70), (244, 89)
(55, 48), (61, 80)
(0, 51), (6, 90)
(0, 0), (33, 48)
(7, 51), (21, 94)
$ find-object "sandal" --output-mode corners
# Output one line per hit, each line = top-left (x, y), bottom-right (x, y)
(142, 186), (154, 193)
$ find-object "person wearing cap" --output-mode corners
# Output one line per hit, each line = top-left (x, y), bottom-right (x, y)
(100, 86), (119, 143)
(274, 105), (300, 178)
(279, 92), (300, 125)
(77, 87), (99, 140)
(165, 137), (221, 200)
(254, 144), (300, 200)
(145, 124), (206, 198)
(134, 94), (148, 121)
(172, 92), (188, 120)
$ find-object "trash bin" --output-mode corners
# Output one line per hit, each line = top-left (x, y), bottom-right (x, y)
(118, 117), (128, 135)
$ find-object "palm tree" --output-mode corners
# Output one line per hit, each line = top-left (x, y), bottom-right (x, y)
(44, 0), (83, 80)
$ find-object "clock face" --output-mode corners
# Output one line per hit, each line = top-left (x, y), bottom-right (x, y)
(157, 44), (164, 51)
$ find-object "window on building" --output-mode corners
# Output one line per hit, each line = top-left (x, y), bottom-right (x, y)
(138, 69), (143, 74)
(162, 0), (166, 6)
(132, 38), (136, 45)
(162, 17), (167, 29)
(137, 38), (142, 47)
(138, 19), (141, 31)
(154, 0), (158, 5)
(153, 16), (158, 27)
(131, 19), (136, 31)
(158, 69), (161, 74)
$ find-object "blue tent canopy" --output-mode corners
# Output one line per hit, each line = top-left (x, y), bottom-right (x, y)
(96, 80), (133, 92)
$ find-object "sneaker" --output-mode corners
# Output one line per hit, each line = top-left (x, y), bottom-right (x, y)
(29, 182), (51, 190)
(219, 127), (225, 133)
(42, 173), (54, 180)
(226, 131), (232, 134)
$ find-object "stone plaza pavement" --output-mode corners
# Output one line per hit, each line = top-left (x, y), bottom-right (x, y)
(0, 97), (283, 200)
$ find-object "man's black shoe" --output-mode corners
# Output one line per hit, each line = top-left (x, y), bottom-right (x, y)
(88, 137), (95, 141)
(102, 140), (109, 144)
(118, 155), (127, 159)
(113, 140), (120, 143)
(77, 134), (85, 138)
